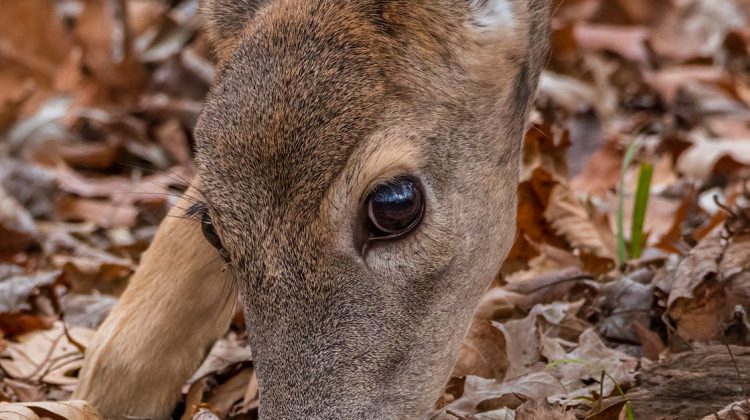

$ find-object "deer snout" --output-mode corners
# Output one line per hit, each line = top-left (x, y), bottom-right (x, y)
(242, 281), (458, 420)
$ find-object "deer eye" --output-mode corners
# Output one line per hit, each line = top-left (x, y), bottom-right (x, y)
(366, 176), (424, 240)
(200, 210), (231, 262)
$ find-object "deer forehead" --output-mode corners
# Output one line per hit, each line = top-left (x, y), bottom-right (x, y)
(195, 0), (528, 239)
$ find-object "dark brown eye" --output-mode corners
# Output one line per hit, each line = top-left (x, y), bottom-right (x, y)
(200, 211), (231, 262)
(366, 176), (424, 240)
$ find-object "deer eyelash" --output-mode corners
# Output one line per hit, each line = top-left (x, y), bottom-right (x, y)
(185, 202), (209, 220)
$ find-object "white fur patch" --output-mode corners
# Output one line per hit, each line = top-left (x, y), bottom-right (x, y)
(470, 0), (516, 31)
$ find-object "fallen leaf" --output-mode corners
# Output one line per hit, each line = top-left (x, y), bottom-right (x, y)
(595, 275), (654, 343)
(702, 399), (750, 420)
(632, 320), (665, 361)
(0, 321), (94, 383)
(0, 187), (37, 255)
(453, 319), (509, 381)
(574, 24), (649, 64)
(189, 334), (253, 384)
(56, 195), (139, 228)
(438, 372), (566, 418)
(206, 368), (253, 417)
(0, 400), (102, 420)
(677, 135), (750, 179)
(667, 227), (750, 341)
(571, 140), (623, 196)
(0, 270), (61, 313)
(543, 184), (616, 273)
(546, 329), (638, 403)
(516, 399), (576, 420)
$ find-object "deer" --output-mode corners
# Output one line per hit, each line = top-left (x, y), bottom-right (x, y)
(73, 0), (551, 418)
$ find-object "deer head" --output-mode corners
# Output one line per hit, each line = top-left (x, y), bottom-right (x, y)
(193, 0), (550, 417)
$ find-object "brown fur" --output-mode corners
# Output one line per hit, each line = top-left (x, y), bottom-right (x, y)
(75, 1), (551, 418)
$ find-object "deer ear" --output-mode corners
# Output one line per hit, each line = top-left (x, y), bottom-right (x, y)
(200, 0), (266, 58)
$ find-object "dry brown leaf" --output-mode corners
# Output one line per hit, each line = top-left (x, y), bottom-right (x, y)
(650, 0), (748, 62)
(645, 66), (726, 105)
(595, 275), (653, 343)
(0, 160), (57, 218)
(206, 368), (254, 417)
(0, 321), (94, 383)
(182, 377), (210, 420)
(54, 140), (121, 170)
(499, 302), (589, 379)
(702, 399), (750, 420)
(677, 135), (750, 180)
(239, 370), (260, 413)
(584, 400), (628, 420)
(453, 319), (509, 382)
(516, 400), (576, 420)
(543, 184), (616, 272)
(3, 378), (46, 402)
(0, 187), (37, 255)
(546, 329), (638, 404)
(571, 140), (622, 196)
(0, 270), (61, 313)
(436, 372), (566, 419)
(56, 195), (139, 229)
(632, 320), (665, 361)
(189, 334), (253, 384)
(156, 119), (193, 166)
(0, 400), (102, 420)
(667, 230), (750, 341)
(0, 314), (56, 338)
(574, 24), (649, 64)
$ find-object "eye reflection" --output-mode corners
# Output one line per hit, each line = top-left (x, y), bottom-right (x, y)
(366, 176), (424, 240)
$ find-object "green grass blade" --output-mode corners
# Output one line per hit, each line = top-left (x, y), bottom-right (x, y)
(629, 162), (653, 259)
(602, 370), (636, 420)
(616, 140), (641, 265)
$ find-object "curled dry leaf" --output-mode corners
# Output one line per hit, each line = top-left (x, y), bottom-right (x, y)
(702, 399), (750, 420)
(436, 372), (566, 419)
(0, 400), (102, 420)
(595, 275), (654, 343)
(0, 321), (94, 384)
(0, 187), (37, 255)
(453, 319), (509, 381)
(0, 270), (61, 314)
(677, 135), (750, 180)
(188, 334), (254, 384)
(543, 184), (616, 273)
(206, 368), (254, 417)
(667, 229), (750, 341)
(546, 329), (638, 404)
(505, 267), (597, 312)
(56, 195), (139, 229)
(499, 302), (589, 379)
(571, 140), (623, 196)
(0, 160), (57, 218)
(516, 399), (576, 420)
(574, 24), (649, 64)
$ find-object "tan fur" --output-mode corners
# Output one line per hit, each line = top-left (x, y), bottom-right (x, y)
(73, 187), (236, 419)
(75, 1), (551, 418)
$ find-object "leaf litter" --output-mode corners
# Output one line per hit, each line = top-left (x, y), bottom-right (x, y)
(0, 0), (749, 418)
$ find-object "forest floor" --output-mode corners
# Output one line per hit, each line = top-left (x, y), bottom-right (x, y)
(1, 0), (750, 419)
